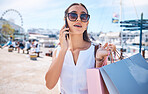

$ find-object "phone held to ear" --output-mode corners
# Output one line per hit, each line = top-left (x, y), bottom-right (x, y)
(65, 19), (69, 40)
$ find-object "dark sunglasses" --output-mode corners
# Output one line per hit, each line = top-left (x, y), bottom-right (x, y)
(67, 13), (90, 22)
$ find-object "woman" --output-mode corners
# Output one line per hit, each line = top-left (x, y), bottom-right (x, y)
(45, 3), (115, 94)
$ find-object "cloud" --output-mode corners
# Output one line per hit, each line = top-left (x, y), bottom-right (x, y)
(0, 0), (148, 32)
(123, 0), (148, 7)
(0, 0), (50, 10)
(87, 1), (112, 9)
(87, 0), (148, 10)
(0, 0), (65, 27)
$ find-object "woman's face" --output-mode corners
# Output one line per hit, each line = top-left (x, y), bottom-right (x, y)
(67, 5), (89, 34)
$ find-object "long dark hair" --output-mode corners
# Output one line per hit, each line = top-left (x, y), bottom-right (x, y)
(64, 3), (91, 42)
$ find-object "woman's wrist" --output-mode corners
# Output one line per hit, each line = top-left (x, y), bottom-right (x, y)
(60, 47), (68, 53)
(95, 57), (104, 62)
(95, 54), (104, 62)
(95, 56), (104, 68)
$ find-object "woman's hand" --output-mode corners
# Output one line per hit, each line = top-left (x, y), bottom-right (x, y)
(108, 43), (116, 52)
(59, 25), (69, 51)
(96, 43), (109, 60)
(95, 43), (116, 68)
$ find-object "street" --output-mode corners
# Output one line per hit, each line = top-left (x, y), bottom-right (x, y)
(0, 47), (59, 94)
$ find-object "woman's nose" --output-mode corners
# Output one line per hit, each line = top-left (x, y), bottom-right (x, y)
(76, 15), (81, 22)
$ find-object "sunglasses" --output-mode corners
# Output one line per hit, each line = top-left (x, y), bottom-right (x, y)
(67, 13), (90, 22)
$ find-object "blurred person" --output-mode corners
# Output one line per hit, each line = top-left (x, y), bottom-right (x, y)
(2, 36), (13, 49)
(30, 40), (40, 57)
(12, 40), (17, 50)
(24, 40), (31, 54)
(18, 41), (25, 53)
(34, 40), (40, 57)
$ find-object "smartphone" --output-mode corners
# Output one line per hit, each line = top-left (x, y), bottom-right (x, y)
(65, 19), (69, 40)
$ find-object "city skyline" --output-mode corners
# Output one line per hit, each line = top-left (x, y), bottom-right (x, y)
(0, 0), (148, 33)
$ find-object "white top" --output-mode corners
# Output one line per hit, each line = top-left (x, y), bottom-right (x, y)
(31, 42), (40, 52)
(56, 44), (95, 94)
(12, 42), (16, 47)
(25, 41), (31, 49)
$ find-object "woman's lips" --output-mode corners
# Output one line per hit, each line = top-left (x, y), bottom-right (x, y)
(73, 25), (82, 28)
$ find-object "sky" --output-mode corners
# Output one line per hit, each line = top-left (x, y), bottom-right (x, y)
(0, 0), (148, 33)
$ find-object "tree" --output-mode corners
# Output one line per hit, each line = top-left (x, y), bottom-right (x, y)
(1, 23), (15, 39)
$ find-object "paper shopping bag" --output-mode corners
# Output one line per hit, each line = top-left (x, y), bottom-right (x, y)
(86, 68), (109, 94)
(100, 53), (148, 94)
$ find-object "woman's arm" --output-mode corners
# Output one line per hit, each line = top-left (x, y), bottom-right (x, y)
(45, 48), (67, 89)
(45, 24), (69, 89)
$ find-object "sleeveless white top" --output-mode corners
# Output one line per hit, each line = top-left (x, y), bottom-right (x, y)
(56, 44), (95, 94)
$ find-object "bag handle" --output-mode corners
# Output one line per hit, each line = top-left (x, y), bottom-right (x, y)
(94, 45), (99, 67)
(94, 45), (99, 57)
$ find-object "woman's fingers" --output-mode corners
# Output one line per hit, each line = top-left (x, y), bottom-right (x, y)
(60, 25), (65, 35)
(108, 44), (116, 52)
(60, 25), (69, 35)
(60, 28), (69, 37)
(59, 29), (69, 41)
(97, 43), (116, 60)
(103, 43), (108, 49)
(61, 24), (66, 30)
(63, 31), (69, 37)
(97, 48), (109, 56)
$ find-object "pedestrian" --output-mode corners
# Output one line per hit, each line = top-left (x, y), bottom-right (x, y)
(25, 40), (31, 54)
(2, 36), (13, 49)
(45, 3), (116, 94)
(18, 40), (25, 53)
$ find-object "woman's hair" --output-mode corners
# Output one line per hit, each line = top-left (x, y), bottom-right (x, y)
(64, 3), (91, 42)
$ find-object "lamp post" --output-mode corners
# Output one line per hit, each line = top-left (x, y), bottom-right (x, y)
(139, 13), (143, 53)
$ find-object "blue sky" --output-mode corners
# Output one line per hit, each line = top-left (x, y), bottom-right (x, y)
(0, 0), (148, 33)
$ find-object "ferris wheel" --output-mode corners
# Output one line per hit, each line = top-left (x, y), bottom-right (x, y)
(1, 9), (23, 27)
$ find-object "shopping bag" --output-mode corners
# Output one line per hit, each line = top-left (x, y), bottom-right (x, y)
(86, 68), (109, 94)
(100, 53), (148, 94)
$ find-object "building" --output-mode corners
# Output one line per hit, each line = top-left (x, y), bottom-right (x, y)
(0, 18), (26, 44)
(126, 31), (148, 46)
(98, 31), (148, 45)
(27, 28), (59, 48)
(27, 28), (59, 35)
(98, 31), (120, 44)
